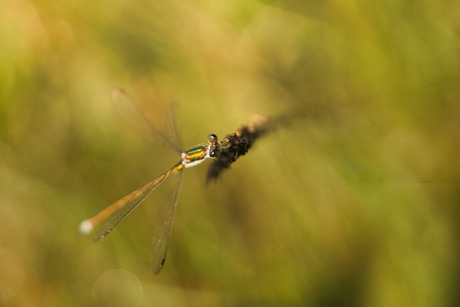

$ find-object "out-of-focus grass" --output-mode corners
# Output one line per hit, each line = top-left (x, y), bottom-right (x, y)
(1, 0), (459, 306)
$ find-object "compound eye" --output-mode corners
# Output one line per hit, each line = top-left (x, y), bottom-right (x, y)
(209, 149), (218, 158)
(208, 134), (218, 144)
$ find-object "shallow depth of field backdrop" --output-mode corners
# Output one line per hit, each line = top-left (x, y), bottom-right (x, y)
(1, 0), (459, 306)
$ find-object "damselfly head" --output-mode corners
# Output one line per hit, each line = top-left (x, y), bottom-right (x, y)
(207, 134), (220, 158)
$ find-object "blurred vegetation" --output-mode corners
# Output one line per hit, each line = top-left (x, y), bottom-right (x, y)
(1, 0), (459, 306)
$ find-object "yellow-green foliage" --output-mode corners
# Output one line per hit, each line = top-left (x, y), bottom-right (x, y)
(0, 0), (459, 306)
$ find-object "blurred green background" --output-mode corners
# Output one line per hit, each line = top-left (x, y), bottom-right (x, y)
(1, 0), (459, 306)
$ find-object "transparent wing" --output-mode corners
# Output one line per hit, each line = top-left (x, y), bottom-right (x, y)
(151, 171), (183, 274)
(79, 164), (181, 242)
(111, 88), (182, 154)
(164, 102), (183, 152)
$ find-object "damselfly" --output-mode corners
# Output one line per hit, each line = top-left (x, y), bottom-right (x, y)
(80, 88), (291, 274)
(79, 89), (221, 274)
